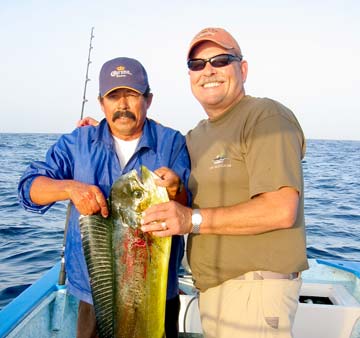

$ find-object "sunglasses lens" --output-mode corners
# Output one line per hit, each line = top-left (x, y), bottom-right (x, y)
(210, 55), (231, 67)
(187, 59), (206, 71)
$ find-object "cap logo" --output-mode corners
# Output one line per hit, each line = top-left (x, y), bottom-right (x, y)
(110, 65), (133, 78)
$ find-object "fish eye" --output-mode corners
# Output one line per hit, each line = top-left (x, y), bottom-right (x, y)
(133, 189), (143, 199)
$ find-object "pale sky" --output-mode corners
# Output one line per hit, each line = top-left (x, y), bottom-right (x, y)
(1, 0), (359, 140)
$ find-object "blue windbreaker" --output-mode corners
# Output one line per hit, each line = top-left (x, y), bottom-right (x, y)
(18, 118), (191, 303)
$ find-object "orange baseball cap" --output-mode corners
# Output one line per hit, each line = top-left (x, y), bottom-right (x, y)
(187, 27), (242, 59)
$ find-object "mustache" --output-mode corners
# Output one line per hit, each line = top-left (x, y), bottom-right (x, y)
(112, 110), (136, 122)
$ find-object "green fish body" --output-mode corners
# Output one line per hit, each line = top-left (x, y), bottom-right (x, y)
(80, 166), (171, 337)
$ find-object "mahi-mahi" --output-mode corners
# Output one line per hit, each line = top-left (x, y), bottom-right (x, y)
(80, 165), (171, 338)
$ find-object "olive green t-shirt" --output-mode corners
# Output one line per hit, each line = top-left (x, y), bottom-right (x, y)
(186, 95), (309, 292)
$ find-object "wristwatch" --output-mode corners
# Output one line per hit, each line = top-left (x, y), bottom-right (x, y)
(191, 209), (202, 234)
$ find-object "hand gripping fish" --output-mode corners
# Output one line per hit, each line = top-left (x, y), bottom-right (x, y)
(80, 166), (171, 338)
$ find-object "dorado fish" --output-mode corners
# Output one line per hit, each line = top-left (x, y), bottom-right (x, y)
(80, 166), (171, 338)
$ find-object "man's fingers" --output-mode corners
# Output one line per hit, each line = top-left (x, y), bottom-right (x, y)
(140, 221), (172, 237)
(142, 203), (170, 223)
(154, 167), (167, 178)
(94, 191), (109, 218)
(154, 178), (167, 187)
(77, 117), (99, 127)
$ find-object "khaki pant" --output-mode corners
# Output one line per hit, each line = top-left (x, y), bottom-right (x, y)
(199, 275), (302, 338)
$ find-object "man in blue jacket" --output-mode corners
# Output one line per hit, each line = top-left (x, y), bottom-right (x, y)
(18, 57), (190, 338)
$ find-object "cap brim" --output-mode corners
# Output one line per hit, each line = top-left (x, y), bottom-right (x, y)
(102, 86), (142, 97)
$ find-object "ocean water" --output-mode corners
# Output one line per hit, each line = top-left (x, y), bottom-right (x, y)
(0, 133), (359, 310)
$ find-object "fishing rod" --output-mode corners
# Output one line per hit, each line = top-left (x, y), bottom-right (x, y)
(80, 26), (95, 120)
(58, 27), (95, 285)
(58, 203), (72, 285)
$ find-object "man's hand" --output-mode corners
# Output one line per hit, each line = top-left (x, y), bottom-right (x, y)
(154, 167), (181, 200)
(77, 116), (100, 127)
(141, 201), (193, 237)
(67, 181), (109, 218)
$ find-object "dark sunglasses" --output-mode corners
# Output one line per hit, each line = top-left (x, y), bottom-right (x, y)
(187, 53), (243, 71)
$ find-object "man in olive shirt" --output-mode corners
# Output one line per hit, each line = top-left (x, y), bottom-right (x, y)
(141, 27), (308, 338)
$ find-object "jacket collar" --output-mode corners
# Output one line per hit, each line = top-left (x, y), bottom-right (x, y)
(92, 118), (156, 153)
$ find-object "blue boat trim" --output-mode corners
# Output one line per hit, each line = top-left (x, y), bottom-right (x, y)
(316, 259), (360, 278)
(0, 262), (61, 337)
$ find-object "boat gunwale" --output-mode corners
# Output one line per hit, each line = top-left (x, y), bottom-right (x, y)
(0, 262), (62, 337)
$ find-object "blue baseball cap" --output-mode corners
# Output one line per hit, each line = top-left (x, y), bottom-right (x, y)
(99, 57), (149, 97)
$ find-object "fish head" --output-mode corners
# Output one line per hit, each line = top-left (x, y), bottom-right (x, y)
(110, 169), (151, 229)
(110, 166), (169, 230)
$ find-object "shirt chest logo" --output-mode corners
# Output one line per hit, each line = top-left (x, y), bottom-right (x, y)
(210, 152), (232, 170)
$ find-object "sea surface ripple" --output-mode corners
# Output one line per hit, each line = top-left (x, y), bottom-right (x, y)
(0, 133), (359, 310)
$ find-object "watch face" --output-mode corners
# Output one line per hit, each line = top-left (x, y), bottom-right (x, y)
(192, 210), (202, 226)
(191, 210), (202, 234)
